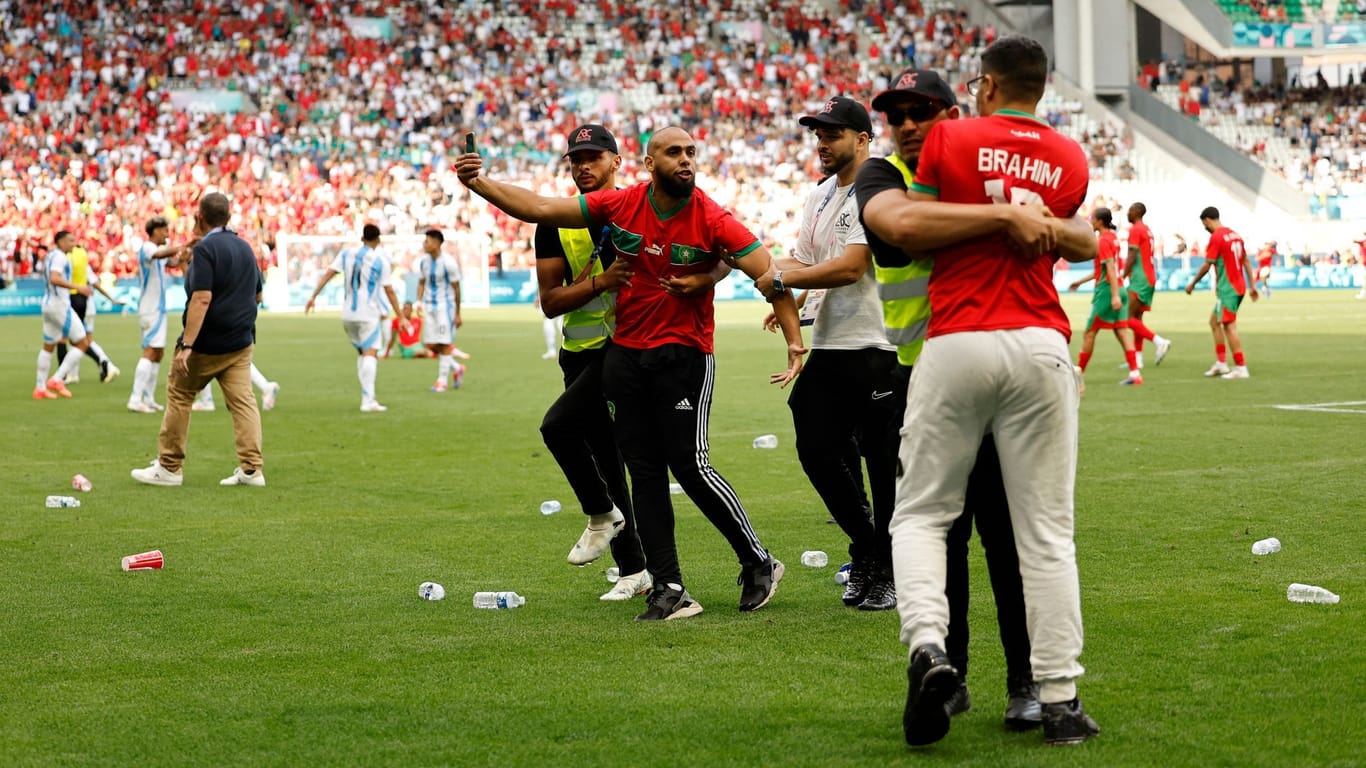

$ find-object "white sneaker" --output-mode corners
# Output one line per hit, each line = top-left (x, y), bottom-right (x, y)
(143, 396), (165, 411)
(1203, 362), (1231, 377)
(1221, 366), (1250, 380)
(192, 399), (216, 412)
(101, 361), (120, 384)
(127, 400), (156, 414)
(220, 467), (266, 486)
(262, 382), (280, 411)
(64, 371), (80, 385)
(360, 400), (388, 412)
(131, 461), (183, 487)
(601, 570), (652, 601)
(541, 350), (558, 360)
(1154, 337), (1172, 366)
(567, 506), (626, 565)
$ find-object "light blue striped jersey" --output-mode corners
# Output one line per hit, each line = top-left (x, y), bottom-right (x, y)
(329, 245), (392, 322)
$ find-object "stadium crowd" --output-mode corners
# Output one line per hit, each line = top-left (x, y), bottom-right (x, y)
(0, 0), (1074, 285)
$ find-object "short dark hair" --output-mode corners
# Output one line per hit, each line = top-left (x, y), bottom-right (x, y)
(362, 223), (381, 241)
(145, 216), (169, 235)
(1129, 202), (1147, 219)
(425, 229), (445, 244)
(54, 230), (72, 246)
(1199, 206), (1220, 221)
(199, 192), (231, 228)
(981, 35), (1049, 102)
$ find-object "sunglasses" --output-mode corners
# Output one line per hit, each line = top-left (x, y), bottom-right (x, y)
(883, 102), (945, 125)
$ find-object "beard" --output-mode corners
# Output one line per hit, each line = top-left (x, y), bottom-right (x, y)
(656, 171), (695, 198)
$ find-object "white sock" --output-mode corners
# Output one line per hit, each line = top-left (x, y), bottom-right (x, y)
(1155, 335), (1169, 345)
(133, 358), (153, 402)
(543, 317), (558, 353)
(36, 349), (52, 388)
(249, 363), (269, 391)
(88, 341), (110, 365)
(360, 355), (378, 401)
(438, 354), (452, 384)
(53, 348), (83, 381)
(148, 361), (161, 401)
(1135, 351), (1144, 368)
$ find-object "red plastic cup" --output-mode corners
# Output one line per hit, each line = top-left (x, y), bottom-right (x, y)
(121, 550), (164, 571)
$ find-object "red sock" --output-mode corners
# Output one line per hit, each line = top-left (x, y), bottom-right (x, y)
(1233, 351), (1245, 367)
(1125, 349), (1139, 373)
(1130, 319), (1155, 342)
(1078, 352), (1092, 372)
(1135, 336), (1145, 352)
(1215, 344), (1227, 363)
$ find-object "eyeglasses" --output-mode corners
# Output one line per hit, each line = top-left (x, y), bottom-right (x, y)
(883, 102), (945, 125)
(966, 75), (989, 97)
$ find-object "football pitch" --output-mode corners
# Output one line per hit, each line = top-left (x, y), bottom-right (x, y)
(2, 290), (1362, 767)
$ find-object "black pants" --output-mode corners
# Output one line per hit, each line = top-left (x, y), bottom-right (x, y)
(788, 347), (899, 566)
(892, 365), (1032, 682)
(603, 343), (768, 589)
(539, 344), (646, 575)
(56, 294), (100, 366)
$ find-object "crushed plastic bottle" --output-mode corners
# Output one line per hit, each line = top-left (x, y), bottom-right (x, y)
(1286, 583), (1340, 604)
(418, 582), (446, 601)
(835, 562), (852, 586)
(605, 567), (620, 583)
(800, 550), (829, 568)
(669, 483), (684, 495)
(752, 434), (778, 449)
(1251, 537), (1281, 555)
(473, 591), (526, 609)
(45, 495), (81, 508)
(539, 500), (561, 515)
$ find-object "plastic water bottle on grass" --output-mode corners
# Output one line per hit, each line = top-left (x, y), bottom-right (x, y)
(1286, 584), (1339, 604)
(473, 591), (526, 609)
(753, 434), (778, 449)
(539, 500), (561, 515)
(1251, 537), (1281, 555)
(605, 567), (620, 583)
(800, 550), (829, 568)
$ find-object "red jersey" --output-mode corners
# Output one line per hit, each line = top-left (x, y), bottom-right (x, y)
(393, 315), (422, 346)
(1206, 227), (1248, 294)
(911, 110), (1089, 341)
(1094, 230), (1120, 286)
(581, 184), (761, 353)
(1127, 220), (1155, 285)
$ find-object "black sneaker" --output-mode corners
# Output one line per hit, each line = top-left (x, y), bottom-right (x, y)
(841, 558), (872, 606)
(857, 568), (896, 611)
(944, 682), (972, 717)
(1042, 698), (1099, 745)
(1004, 674), (1042, 731)
(903, 644), (960, 746)
(738, 556), (784, 612)
(634, 583), (703, 621)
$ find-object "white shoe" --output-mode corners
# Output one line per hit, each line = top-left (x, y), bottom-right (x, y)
(1154, 337), (1172, 366)
(192, 399), (216, 411)
(262, 382), (280, 411)
(1203, 362), (1231, 377)
(567, 506), (626, 565)
(601, 570), (652, 601)
(1221, 366), (1250, 380)
(64, 372), (80, 385)
(220, 467), (266, 486)
(127, 400), (156, 414)
(541, 350), (558, 360)
(101, 361), (120, 384)
(131, 461), (183, 487)
(360, 400), (388, 412)
(143, 396), (165, 411)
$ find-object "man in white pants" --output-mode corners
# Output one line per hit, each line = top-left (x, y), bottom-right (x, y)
(866, 37), (1101, 747)
(415, 228), (465, 392)
(304, 224), (409, 412)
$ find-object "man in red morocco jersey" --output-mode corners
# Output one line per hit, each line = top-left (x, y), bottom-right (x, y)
(1068, 207), (1141, 385)
(456, 126), (805, 622)
(1121, 203), (1172, 368)
(1185, 206), (1258, 379)
(872, 36), (1101, 747)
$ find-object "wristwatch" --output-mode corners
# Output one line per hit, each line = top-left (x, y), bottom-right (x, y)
(771, 269), (785, 293)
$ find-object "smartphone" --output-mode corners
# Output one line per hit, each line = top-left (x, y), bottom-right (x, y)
(465, 132), (475, 154)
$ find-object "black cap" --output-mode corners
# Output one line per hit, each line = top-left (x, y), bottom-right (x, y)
(798, 96), (874, 135)
(871, 68), (958, 112)
(565, 124), (619, 156)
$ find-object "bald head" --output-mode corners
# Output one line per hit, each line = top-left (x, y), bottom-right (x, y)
(646, 127), (693, 159)
(644, 127), (699, 199)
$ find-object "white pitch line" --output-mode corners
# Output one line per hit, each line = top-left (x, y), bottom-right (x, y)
(1274, 401), (1366, 414)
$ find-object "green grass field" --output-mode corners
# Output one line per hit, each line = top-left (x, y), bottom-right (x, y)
(2, 290), (1363, 767)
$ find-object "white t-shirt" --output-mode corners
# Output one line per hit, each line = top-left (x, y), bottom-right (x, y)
(415, 252), (462, 319)
(137, 242), (168, 317)
(792, 175), (892, 351)
(329, 245), (392, 323)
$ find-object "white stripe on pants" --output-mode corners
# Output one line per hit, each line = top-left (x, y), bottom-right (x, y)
(890, 327), (1085, 704)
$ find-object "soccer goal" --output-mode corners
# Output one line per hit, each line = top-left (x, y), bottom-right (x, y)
(271, 232), (491, 312)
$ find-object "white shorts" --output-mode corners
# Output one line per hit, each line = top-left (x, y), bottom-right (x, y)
(421, 311), (453, 347)
(343, 320), (382, 351)
(140, 312), (168, 349)
(43, 307), (88, 345)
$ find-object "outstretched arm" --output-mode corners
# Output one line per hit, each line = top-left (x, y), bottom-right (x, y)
(455, 152), (590, 228)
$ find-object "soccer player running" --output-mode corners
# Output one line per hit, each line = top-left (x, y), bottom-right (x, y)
(876, 37), (1102, 746)
(854, 67), (1043, 732)
(304, 224), (410, 411)
(34, 231), (103, 399)
(1121, 203), (1172, 368)
(753, 97), (902, 611)
(1186, 206), (1258, 379)
(128, 216), (188, 413)
(457, 126), (805, 621)
(1068, 207), (1143, 385)
(533, 124), (650, 601)
(415, 229), (466, 392)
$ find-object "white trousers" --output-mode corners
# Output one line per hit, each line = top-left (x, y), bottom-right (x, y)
(891, 327), (1085, 704)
